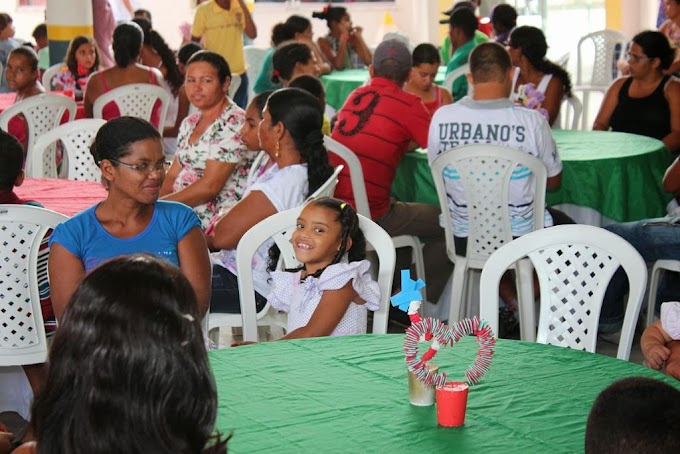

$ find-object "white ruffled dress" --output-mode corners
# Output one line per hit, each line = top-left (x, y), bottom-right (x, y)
(268, 260), (381, 336)
(661, 301), (680, 340)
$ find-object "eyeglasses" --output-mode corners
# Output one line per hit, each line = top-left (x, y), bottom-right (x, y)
(626, 52), (650, 63)
(107, 159), (171, 174)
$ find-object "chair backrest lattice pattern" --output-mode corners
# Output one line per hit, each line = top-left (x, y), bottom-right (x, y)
(0, 205), (68, 366)
(92, 83), (169, 132)
(576, 30), (627, 87)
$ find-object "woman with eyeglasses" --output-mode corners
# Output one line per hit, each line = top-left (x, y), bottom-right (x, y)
(594, 30), (680, 153)
(160, 51), (255, 231)
(48, 117), (211, 321)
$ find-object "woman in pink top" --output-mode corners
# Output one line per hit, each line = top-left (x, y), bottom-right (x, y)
(84, 22), (162, 124)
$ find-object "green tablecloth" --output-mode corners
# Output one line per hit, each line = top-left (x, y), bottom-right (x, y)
(210, 335), (678, 453)
(322, 67), (447, 111)
(391, 130), (673, 223)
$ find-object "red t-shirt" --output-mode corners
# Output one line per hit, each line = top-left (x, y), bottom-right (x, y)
(330, 77), (431, 219)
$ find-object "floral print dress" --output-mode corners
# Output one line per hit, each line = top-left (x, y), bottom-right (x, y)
(174, 103), (255, 230)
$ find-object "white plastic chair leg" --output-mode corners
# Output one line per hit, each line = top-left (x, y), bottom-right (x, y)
(516, 259), (536, 341)
(448, 258), (468, 322)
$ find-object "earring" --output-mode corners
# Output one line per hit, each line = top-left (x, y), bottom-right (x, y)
(274, 139), (280, 159)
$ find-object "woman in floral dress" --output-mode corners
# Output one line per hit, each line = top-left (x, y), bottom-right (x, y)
(161, 51), (256, 231)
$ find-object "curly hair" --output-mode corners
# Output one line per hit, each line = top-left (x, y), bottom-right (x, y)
(147, 29), (183, 95)
(509, 26), (573, 97)
(31, 254), (228, 454)
(64, 35), (99, 81)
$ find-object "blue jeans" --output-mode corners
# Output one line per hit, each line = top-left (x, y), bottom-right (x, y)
(601, 216), (680, 332)
(232, 72), (249, 109)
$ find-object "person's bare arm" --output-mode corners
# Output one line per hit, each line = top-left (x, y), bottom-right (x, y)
(661, 79), (680, 153)
(161, 160), (235, 208)
(178, 226), (211, 317)
(318, 36), (349, 71)
(160, 155), (181, 197)
(238, 0), (257, 40)
(48, 243), (86, 321)
(83, 71), (103, 118)
(547, 172), (562, 191)
(211, 190), (277, 250)
(663, 157), (680, 194)
(279, 282), (355, 339)
(348, 27), (372, 67)
(440, 86), (453, 106)
(592, 78), (625, 131)
(542, 76), (564, 126)
(641, 320), (673, 370)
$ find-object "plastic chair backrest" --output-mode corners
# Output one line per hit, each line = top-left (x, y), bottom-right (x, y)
(576, 29), (627, 87)
(244, 46), (268, 102)
(0, 93), (77, 177)
(556, 52), (570, 68)
(556, 95), (583, 130)
(479, 224), (647, 361)
(431, 144), (547, 269)
(30, 119), (106, 181)
(236, 208), (395, 341)
(0, 205), (69, 366)
(42, 63), (62, 90)
(323, 136), (371, 216)
(228, 73), (241, 100)
(92, 83), (170, 132)
(443, 63), (471, 96)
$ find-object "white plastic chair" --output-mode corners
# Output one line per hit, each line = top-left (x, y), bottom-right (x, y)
(556, 52), (570, 68)
(574, 29), (627, 130)
(0, 205), (69, 366)
(228, 73), (241, 100)
(307, 165), (343, 200)
(479, 225), (647, 361)
(555, 95), (583, 130)
(431, 144), (547, 324)
(30, 119), (106, 181)
(92, 83), (170, 133)
(244, 45), (269, 102)
(0, 93), (77, 177)
(41, 63), (62, 90)
(324, 136), (427, 302)
(443, 63), (472, 97)
(647, 260), (680, 327)
(227, 207), (396, 342)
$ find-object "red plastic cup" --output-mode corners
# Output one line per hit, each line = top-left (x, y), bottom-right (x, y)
(436, 381), (469, 427)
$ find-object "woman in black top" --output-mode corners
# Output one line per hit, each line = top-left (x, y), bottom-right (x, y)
(593, 30), (680, 153)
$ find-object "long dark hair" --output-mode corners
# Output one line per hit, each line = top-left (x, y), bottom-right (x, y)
(147, 29), (183, 95)
(64, 35), (99, 79)
(112, 21), (144, 68)
(509, 26), (573, 97)
(268, 198), (367, 277)
(31, 254), (228, 454)
(265, 88), (332, 196)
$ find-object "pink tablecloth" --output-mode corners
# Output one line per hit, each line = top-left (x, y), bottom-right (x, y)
(14, 178), (107, 217)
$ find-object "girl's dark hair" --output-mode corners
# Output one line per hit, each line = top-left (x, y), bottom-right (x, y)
(509, 26), (573, 97)
(148, 29), (183, 95)
(288, 75), (325, 109)
(112, 21), (144, 68)
(9, 46), (39, 71)
(271, 15), (311, 47)
(0, 130), (24, 190)
(91, 116), (161, 164)
(187, 50), (231, 84)
(0, 13), (12, 32)
(271, 42), (312, 83)
(178, 42), (202, 66)
(286, 15), (311, 35)
(412, 43), (441, 66)
(312, 5), (347, 29)
(633, 30), (675, 70)
(267, 198), (367, 276)
(64, 35), (99, 80)
(31, 254), (228, 454)
(252, 90), (274, 117)
(266, 88), (332, 197)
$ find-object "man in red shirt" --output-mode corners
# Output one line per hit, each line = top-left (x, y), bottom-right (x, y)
(331, 39), (452, 307)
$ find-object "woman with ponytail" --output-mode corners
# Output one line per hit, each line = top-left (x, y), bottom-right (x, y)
(209, 88), (333, 313)
(507, 26), (573, 125)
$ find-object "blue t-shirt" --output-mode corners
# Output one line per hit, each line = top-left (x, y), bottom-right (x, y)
(50, 200), (200, 272)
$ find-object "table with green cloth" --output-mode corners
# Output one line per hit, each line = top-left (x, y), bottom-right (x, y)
(391, 130), (674, 225)
(210, 334), (678, 453)
(322, 67), (446, 112)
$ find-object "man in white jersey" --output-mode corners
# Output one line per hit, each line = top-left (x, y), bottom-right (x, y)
(428, 41), (562, 243)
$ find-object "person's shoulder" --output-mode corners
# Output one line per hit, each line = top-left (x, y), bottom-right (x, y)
(155, 200), (194, 214)
(665, 76), (680, 95)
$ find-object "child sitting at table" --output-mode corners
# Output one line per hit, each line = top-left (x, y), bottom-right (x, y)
(267, 198), (380, 339)
(52, 35), (99, 97)
(405, 43), (453, 117)
(642, 301), (680, 380)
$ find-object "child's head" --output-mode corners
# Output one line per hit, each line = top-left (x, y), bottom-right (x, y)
(0, 13), (14, 40)
(31, 254), (227, 453)
(240, 90), (273, 152)
(178, 42), (203, 75)
(410, 43), (441, 91)
(292, 198), (366, 275)
(6, 47), (39, 93)
(0, 130), (25, 192)
(585, 377), (680, 453)
(32, 23), (47, 50)
(288, 74), (326, 113)
(65, 35), (99, 76)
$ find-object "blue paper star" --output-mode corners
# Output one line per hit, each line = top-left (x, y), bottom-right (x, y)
(390, 269), (426, 312)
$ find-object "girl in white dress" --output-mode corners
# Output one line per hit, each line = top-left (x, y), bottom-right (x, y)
(268, 198), (380, 338)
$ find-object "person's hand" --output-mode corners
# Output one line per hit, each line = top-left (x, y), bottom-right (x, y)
(0, 430), (14, 454)
(349, 27), (363, 45)
(643, 344), (671, 370)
